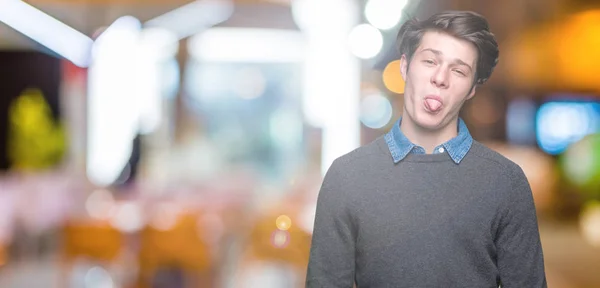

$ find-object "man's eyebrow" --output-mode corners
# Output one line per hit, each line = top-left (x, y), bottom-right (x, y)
(420, 48), (473, 71)
(421, 48), (442, 56)
(452, 58), (473, 72)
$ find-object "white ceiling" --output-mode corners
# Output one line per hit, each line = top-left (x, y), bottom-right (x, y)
(0, 1), (300, 50)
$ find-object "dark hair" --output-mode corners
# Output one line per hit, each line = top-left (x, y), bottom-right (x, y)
(396, 10), (499, 85)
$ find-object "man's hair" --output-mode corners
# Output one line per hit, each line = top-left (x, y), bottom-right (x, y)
(396, 10), (499, 85)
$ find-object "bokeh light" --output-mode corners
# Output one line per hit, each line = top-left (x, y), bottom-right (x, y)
(360, 93), (393, 129)
(536, 101), (600, 155)
(364, 0), (408, 30)
(271, 230), (290, 249)
(348, 24), (383, 59)
(85, 189), (116, 220)
(276, 215), (292, 231)
(555, 10), (600, 91)
(109, 202), (144, 233)
(150, 202), (181, 231)
(84, 266), (115, 288)
(382, 59), (405, 94)
(580, 201), (600, 248)
(561, 133), (600, 198)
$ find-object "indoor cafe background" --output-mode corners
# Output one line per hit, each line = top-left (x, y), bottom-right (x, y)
(0, 0), (600, 287)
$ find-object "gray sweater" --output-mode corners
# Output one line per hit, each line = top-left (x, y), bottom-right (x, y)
(306, 137), (547, 287)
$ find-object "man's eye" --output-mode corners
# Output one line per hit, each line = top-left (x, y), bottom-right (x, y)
(423, 60), (435, 65)
(453, 69), (466, 76)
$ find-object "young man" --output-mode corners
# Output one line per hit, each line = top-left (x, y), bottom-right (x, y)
(306, 11), (547, 288)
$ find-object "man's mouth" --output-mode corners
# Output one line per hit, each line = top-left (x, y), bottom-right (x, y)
(424, 95), (443, 113)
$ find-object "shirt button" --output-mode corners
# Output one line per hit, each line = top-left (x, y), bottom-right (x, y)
(438, 147), (445, 153)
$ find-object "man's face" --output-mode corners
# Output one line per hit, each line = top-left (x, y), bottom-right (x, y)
(400, 31), (478, 131)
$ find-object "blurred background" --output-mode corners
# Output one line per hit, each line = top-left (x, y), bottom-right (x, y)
(0, 0), (599, 287)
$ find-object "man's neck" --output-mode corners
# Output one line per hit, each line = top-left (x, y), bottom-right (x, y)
(399, 115), (459, 154)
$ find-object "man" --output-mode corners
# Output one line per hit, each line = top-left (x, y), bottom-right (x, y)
(306, 10), (547, 288)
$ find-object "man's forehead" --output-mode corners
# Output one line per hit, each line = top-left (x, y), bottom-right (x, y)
(417, 31), (477, 65)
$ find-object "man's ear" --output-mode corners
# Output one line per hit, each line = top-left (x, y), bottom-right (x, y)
(466, 85), (477, 100)
(400, 54), (408, 82)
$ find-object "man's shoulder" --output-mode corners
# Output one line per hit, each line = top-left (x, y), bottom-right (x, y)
(333, 136), (389, 168)
(467, 140), (526, 179)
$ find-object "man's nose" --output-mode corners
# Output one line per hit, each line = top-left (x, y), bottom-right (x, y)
(431, 68), (449, 88)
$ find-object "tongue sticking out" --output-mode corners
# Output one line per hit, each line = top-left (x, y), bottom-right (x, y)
(424, 98), (442, 112)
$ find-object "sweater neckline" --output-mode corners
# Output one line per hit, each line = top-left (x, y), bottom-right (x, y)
(401, 152), (455, 163)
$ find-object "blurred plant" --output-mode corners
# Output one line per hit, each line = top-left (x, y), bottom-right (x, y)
(559, 133), (600, 200)
(7, 88), (67, 171)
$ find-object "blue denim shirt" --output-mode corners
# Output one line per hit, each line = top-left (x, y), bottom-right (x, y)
(384, 117), (473, 164)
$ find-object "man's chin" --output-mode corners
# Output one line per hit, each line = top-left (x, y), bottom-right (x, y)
(414, 113), (446, 131)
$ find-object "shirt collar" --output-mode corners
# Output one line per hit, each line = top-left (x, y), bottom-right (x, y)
(384, 117), (473, 164)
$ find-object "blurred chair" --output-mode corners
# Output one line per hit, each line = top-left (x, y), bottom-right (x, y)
(62, 221), (123, 261)
(137, 212), (213, 288)
(60, 220), (124, 287)
(234, 207), (312, 288)
(0, 242), (6, 268)
(247, 214), (311, 267)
